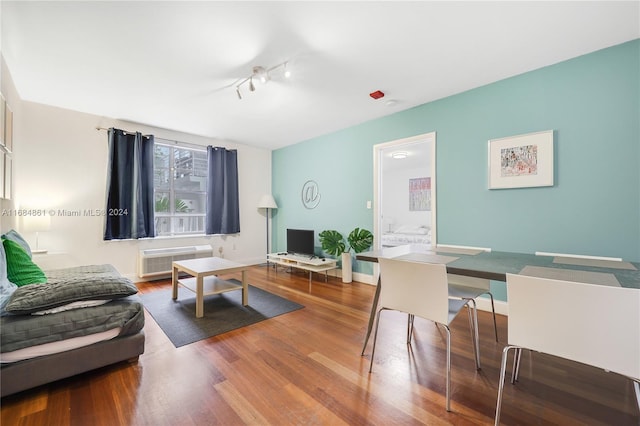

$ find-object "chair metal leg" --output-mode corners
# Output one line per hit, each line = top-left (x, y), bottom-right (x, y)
(488, 292), (498, 342)
(369, 309), (384, 373)
(459, 291), (498, 342)
(465, 300), (481, 370)
(495, 345), (517, 426)
(511, 347), (522, 384)
(444, 325), (452, 412)
(407, 314), (415, 344)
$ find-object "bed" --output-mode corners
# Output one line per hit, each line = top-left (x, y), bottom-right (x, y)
(381, 225), (431, 247)
(1, 231), (145, 397)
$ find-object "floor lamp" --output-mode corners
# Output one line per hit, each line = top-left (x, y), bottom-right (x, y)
(258, 194), (278, 266)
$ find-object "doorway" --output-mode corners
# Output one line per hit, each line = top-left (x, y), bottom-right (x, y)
(373, 132), (436, 250)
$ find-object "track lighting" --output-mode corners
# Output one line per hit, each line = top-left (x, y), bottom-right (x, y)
(253, 66), (268, 83)
(234, 61), (290, 100)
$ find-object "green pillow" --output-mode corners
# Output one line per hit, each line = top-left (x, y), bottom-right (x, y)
(3, 229), (32, 258)
(2, 238), (47, 286)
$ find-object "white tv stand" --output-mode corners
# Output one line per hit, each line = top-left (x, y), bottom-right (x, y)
(267, 253), (338, 284)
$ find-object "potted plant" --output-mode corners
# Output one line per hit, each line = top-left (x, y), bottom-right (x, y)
(319, 228), (373, 283)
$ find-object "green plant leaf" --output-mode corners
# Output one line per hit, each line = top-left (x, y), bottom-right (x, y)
(155, 196), (189, 213)
(174, 198), (189, 212)
(155, 196), (169, 212)
(318, 230), (346, 256)
(348, 228), (373, 253)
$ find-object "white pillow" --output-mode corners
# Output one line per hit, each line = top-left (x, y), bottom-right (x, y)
(31, 299), (110, 315)
(395, 225), (428, 235)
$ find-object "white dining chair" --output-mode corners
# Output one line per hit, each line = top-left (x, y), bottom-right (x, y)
(436, 244), (498, 341)
(495, 273), (640, 425)
(369, 258), (481, 411)
(448, 273), (498, 341)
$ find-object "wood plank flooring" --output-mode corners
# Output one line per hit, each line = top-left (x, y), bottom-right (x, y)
(2, 265), (639, 425)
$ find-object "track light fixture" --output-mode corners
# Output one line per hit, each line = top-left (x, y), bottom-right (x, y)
(235, 61), (291, 100)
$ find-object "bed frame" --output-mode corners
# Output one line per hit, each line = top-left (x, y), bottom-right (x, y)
(1, 331), (145, 397)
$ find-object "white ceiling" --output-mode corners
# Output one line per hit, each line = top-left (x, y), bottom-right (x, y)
(2, 1), (639, 150)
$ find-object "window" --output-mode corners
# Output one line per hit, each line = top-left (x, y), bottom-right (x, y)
(153, 141), (207, 236)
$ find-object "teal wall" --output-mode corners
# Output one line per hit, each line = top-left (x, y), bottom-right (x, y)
(272, 40), (640, 296)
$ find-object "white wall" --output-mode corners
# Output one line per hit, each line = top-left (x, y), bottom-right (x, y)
(0, 56), (21, 230)
(10, 97), (272, 281)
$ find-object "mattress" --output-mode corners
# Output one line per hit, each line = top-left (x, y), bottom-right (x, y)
(381, 225), (431, 247)
(1, 327), (122, 363)
(381, 232), (431, 247)
(0, 294), (144, 361)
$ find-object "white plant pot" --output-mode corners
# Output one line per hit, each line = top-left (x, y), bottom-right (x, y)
(341, 252), (353, 283)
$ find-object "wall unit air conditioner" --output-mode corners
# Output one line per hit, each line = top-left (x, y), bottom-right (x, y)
(138, 245), (213, 278)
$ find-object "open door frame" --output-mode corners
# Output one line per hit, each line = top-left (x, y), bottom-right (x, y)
(373, 132), (437, 253)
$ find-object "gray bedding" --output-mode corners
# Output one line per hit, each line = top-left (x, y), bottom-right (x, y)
(45, 264), (121, 280)
(0, 264), (145, 355)
(1, 295), (144, 354)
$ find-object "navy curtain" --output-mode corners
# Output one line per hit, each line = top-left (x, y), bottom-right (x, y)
(206, 146), (240, 234)
(104, 128), (155, 240)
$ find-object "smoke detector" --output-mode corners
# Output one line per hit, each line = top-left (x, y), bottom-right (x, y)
(369, 90), (385, 100)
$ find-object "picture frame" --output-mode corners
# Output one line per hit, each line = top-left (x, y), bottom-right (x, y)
(488, 130), (554, 189)
(409, 177), (431, 211)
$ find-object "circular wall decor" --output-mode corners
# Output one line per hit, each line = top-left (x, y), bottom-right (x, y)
(301, 180), (321, 209)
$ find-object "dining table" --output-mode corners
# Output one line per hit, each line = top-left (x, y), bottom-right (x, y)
(356, 244), (640, 354)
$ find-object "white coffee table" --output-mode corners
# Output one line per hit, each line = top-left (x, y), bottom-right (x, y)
(172, 257), (249, 318)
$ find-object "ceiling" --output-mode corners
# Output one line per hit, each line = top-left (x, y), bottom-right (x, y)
(2, 1), (639, 150)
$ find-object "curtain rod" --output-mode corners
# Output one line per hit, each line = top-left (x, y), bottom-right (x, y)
(95, 126), (152, 138)
(155, 138), (207, 152)
(96, 126), (207, 151)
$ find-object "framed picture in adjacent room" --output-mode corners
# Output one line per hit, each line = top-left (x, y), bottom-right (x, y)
(488, 130), (554, 189)
(409, 177), (431, 211)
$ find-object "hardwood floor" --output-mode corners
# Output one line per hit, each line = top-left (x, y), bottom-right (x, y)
(2, 265), (638, 425)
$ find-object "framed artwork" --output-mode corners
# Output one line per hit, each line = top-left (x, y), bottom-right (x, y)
(488, 130), (554, 189)
(409, 177), (431, 211)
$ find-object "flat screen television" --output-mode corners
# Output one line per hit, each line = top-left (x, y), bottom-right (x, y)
(287, 228), (314, 256)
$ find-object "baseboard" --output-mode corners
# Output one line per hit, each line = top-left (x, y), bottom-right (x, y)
(475, 297), (508, 316)
(352, 271), (375, 285)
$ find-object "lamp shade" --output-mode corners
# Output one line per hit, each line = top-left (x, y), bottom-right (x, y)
(21, 214), (51, 233)
(258, 194), (278, 209)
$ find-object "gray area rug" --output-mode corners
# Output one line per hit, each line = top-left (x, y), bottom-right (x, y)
(140, 281), (304, 347)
